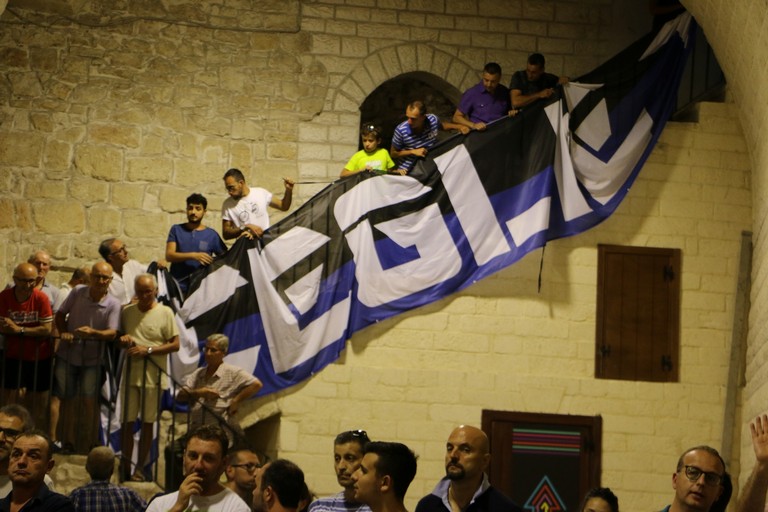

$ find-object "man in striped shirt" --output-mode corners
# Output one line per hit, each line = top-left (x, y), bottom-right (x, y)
(390, 100), (469, 174)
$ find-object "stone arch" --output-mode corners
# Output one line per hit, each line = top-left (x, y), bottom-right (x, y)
(330, 43), (477, 114)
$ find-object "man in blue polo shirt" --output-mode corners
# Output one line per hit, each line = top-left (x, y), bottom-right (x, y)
(390, 100), (469, 174)
(453, 62), (515, 132)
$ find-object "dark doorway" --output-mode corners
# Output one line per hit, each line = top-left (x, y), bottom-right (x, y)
(358, 71), (461, 152)
(482, 410), (602, 511)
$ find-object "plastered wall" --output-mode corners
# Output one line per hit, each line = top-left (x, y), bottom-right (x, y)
(0, 1), (755, 510)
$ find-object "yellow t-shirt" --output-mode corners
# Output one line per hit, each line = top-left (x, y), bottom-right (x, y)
(344, 148), (395, 174)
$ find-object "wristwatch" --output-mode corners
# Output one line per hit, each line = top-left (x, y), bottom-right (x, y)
(147, 346), (153, 355)
(19, 327), (25, 336)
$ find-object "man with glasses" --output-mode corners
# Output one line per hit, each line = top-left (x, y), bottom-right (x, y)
(310, 430), (372, 512)
(0, 405), (54, 498)
(225, 448), (262, 504)
(52, 261), (121, 453)
(660, 445), (725, 512)
(98, 238), (152, 306)
(221, 168), (294, 240)
(0, 263), (53, 427)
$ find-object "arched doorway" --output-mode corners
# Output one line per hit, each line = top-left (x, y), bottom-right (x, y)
(358, 71), (462, 151)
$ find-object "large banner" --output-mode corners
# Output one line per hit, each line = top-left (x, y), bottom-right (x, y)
(171, 14), (695, 396)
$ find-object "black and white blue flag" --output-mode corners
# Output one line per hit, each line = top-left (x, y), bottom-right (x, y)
(173, 14), (695, 395)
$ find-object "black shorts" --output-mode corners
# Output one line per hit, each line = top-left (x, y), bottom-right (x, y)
(1, 357), (53, 392)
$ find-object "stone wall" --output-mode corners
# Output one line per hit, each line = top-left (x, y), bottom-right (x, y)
(1, 2), (754, 511)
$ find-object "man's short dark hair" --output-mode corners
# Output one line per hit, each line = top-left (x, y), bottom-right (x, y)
(483, 62), (502, 76)
(676, 445), (726, 474)
(364, 441), (417, 501)
(527, 53), (546, 67)
(407, 100), (427, 116)
(223, 168), (245, 182)
(98, 238), (117, 261)
(186, 193), (208, 210)
(334, 430), (370, 447)
(580, 487), (619, 512)
(262, 459), (306, 509)
(188, 425), (229, 458)
(71, 267), (89, 282)
(0, 404), (34, 430)
(14, 429), (53, 461)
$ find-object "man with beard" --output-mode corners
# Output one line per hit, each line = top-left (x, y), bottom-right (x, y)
(221, 168), (294, 240)
(351, 441), (417, 512)
(224, 449), (262, 505)
(0, 430), (74, 511)
(310, 430), (372, 512)
(659, 446), (725, 512)
(146, 425), (249, 512)
(165, 193), (227, 295)
(252, 459), (308, 512)
(415, 425), (521, 512)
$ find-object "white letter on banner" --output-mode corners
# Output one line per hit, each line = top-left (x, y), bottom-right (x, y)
(334, 176), (461, 307)
(249, 236), (352, 373)
(433, 144), (510, 265)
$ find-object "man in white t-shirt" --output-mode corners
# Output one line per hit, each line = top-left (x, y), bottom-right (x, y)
(146, 425), (250, 512)
(221, 168), (294, 240)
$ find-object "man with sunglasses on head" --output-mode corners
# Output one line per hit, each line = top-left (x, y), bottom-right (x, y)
(221, 168), (294, 241)
(225, 448), (262, 504)
(310, 430), (372, 512)
(660, 445), (725, 512)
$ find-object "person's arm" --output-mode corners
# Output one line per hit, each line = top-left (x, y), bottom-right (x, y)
(736, 414), (768, 512)
(0, 317), (51, 337)
(511, 88), (554, 108)
(452, 109), (485, 131)
(222, 219), (247, 240)
(165, 241), (214, 266)
(269, 178), (294, 211)
(227, 378), (264, 416)
(390, 144), (426, 160)
(125, 334), (179, 358)
(440, 119), (470, 135)
(72, 326), (117, 341)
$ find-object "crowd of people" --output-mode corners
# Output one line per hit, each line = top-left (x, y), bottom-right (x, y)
(341, 54), (567, 177)
(3, 49), (751, 512)
(1, 406), (764, 512)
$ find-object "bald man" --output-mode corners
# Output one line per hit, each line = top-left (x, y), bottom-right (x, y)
(415, 425), (522, 512)
(52, 261), (121, 452)
(69, 446), (147, 512)
(0, 262), (54, 426)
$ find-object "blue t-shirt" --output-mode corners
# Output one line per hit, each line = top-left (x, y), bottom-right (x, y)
(391, 113), (440, 172)
(167, 224), (226, 292)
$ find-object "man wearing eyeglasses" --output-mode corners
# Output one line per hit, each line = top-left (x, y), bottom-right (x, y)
(52, 261), (121, 453)
(98, 238), (152, 306)
(310, 430), (372, 512)
(0, 263), (53, 428)
(225, 449), (262, 504)
(0, 405), (54, 498)
(661, 445), (725, 512)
